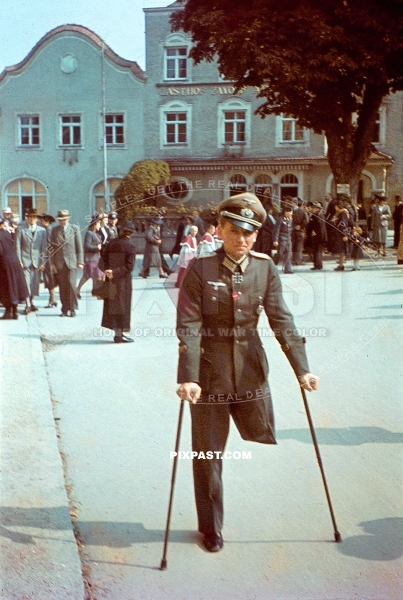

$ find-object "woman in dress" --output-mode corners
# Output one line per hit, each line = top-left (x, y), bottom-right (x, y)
(0, 218), (29, 319)
(76, 215), (104, 298)
(100, 220), (137, 343)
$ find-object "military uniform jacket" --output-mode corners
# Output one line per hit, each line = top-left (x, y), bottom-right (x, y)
(177, 248), (309, 398)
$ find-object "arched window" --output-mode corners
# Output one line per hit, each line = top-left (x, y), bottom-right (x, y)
(280, 174), (299, 199)
(93, 177), (122, 213)
(5, 178), (48, 217)
(254, 173), (273, 202)
(164, 177), (193, 204)
(229, 174), (247, 196)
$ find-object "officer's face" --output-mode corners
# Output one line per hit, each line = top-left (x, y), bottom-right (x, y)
(218, 221), (257, 261)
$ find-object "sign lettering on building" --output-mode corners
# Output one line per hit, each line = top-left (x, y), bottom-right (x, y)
(159, 86), (247, 96)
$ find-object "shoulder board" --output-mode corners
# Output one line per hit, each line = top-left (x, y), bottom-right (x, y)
(249, 250), (271, 260)
(197, 253), (217, 260)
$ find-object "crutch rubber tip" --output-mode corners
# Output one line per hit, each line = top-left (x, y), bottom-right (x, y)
(160, 559), (167, 570)
(334, 531), (342, 543)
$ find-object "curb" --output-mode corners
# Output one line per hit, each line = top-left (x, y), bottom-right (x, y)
(0, 315), (85, 600)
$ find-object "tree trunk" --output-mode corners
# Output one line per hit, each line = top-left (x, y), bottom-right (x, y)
(325, 83), (387, 201)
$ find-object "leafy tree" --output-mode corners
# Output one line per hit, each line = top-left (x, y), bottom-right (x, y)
(114, 159), (171, 220)
(172, 0), (403, 197)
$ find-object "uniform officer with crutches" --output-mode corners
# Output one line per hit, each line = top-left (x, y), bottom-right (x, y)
(176, 192), (321, 551)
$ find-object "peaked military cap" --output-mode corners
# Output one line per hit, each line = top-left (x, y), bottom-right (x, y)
(219, 193), (267, 231)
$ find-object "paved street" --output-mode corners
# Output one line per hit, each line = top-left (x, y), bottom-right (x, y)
(1, 249), (403, 600)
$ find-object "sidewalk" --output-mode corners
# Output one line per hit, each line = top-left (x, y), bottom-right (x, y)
(0, 316), (85, 600)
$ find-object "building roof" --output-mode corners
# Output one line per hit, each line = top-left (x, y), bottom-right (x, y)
(0, 24), (146, 83)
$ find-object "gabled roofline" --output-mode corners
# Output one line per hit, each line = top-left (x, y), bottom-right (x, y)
(0, 24), (146, 83)
(143, 1), (183, 13)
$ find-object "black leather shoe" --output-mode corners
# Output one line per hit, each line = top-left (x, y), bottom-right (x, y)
(70, 310), (76, 317)
(30, 304), (39, 312)
(23, 307), (31, 315)
(202, 532), (223, 553)
(114, 335), (134, 343)
(60, 312), (68, 317)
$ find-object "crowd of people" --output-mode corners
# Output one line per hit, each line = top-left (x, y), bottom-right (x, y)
(1, 192), (402, 331)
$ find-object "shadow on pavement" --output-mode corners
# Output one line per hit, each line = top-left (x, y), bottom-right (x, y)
(337, 517), (403, 561)
(277, 426), (403, 445)
(2, 508), (402, 561)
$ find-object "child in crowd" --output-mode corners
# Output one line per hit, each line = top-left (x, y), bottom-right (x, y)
(351, 226), (365, 271)
(175, 225), (198, 288)
(198, 223), (217, 257)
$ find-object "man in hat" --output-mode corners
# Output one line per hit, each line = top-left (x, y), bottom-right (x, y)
(176, 192), (319, 553)
(306, 202), (327, 270)
(139, 216), (168, 278)
(38, 213), (58, 308)
(14, 208), (47, 313)
(290, 197), (309, 265)
(2, 207), (13, 234)
(50, 209), (84, 317)
(371, 194), (391, 256)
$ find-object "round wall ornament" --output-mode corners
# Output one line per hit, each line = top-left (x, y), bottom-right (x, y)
(60, 54), (77, 74)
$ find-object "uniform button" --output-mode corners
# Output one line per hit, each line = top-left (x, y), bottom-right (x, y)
(211, 296), (217, 301)
(237, 308), (242, 313)
(235, 340), (240, 344)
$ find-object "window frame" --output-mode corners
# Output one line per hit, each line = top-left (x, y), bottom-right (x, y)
(59, 114), (83, 147)
(17, 114), (41, 148)
(218, 99), (251, 149)
(160, 101), (192, 148)
(103, 112), (126, 147)
(164, 46), (188, 81)
(276, 115), (308, 146)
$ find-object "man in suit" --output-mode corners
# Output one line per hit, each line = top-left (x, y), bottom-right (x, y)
(50, 209), (84, 317)
(290, 197), (309, 265)
(306, 202), (327, 270)
(254, 203), (276, 257)
(14, 207), (47, 313)
(176, 193), (319, 553)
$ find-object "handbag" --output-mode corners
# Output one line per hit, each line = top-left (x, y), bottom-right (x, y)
(92, 279), (117, 300)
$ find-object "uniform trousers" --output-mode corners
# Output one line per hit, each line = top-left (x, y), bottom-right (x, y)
(190, 390), (276, 536)
(275, 239), (292, 272)
(292, 230), (305, 264)
(57, 264), (78, 312)
(311, 237), (323, 269)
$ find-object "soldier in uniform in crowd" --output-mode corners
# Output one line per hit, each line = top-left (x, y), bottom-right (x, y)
(176, 193), (319, 553)
(106, 211), (119, 241)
